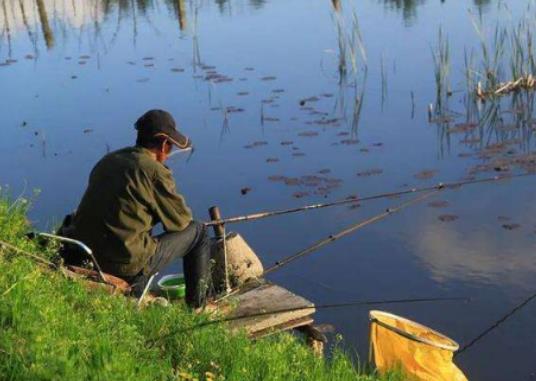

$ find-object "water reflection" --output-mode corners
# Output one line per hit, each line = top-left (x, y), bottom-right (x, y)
(413, 204), (536, 289)
(381, 0), (493, 25)
(435, 91), (536, 173)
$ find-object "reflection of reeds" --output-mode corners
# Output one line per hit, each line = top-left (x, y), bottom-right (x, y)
(351, 74), (366, 135)
(333, 8), (367, 85)
(380, 53), (387, 108)
(18, 0), (38, 55)
(431, 27), (450, 109)
(176, 0), (187, 31)
(1, 0), (13, 57)
(36, 0), (55, 49)
(192, 0), (202, 70)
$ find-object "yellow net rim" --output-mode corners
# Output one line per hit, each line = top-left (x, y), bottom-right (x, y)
(369, 310), (459, 352)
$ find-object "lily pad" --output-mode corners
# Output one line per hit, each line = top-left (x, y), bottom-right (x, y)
(415, 170), (437, 180)
(292, 191), (309, 199)
(298, 131), (319, 137)
(428, 200), (449, 208)
(357, 169), (383, 177)
(502, 223), (521, 230)
(438, 214), (459, 222)
(340, 139), (359, 145)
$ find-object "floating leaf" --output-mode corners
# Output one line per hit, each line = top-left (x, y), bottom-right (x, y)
(280, 141), (294, 146)
(171, 68), (184, 72)
(447, 123), (477, 134)
(502, 223), (520, 230)
(237, 91), (249, 96)
(226, 106), (244, 113)
(268, 175), (286, 182)
(314, 118), (339, 125)
(357, 169), (383, 177)
(300, 96), (320, 104)
(428, 200), (449, 208)
(292, 191), (309, 199)
(261, 76), (276, 81)
(284, 177), (301, 186)
(318, 169), (331, 174)
(340, 139), (359, 145)
(438, 214), (459, 222)
(298, 131), (319, 137)
(266, 158), (279, 163)
(458, 153), (473, 158)
(414, 170), (437, 180)
(460, 137), (481, 144)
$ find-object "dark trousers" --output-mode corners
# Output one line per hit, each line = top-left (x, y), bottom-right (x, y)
(131, 221), (211, 308)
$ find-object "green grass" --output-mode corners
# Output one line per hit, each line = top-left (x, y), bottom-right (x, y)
(0, 194), (404, 381)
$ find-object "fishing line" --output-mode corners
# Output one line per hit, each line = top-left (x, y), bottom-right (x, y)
(148, 296), (469, 346)
(263, 189), (439, 275)
(455, 291), (536, 357)
(205, 173), (532, 227)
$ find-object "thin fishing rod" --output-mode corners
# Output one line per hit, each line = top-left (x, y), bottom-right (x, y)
(205, 173), (532, 227)
(263, 189), (439, 275)
(149, 296), (469, 346)
(455, 290), (536, 357)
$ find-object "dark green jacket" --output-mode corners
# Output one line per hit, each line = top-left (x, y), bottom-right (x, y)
(70, 146), (193, 277)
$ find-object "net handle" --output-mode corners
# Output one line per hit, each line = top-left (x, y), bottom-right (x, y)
(370, 311), (459, 352)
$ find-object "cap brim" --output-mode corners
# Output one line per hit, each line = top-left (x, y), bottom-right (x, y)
(157, 130), (190, 149)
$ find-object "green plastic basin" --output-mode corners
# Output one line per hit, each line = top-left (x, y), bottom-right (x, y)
(157, 274), (186, 299)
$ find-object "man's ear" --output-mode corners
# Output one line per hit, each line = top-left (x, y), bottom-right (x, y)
(161, 139), (169, 154)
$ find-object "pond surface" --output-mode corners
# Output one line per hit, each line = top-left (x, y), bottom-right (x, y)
(2, 0), (536, 379)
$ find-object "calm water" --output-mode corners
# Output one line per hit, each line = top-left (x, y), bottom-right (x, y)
(2, 0), (536, 379)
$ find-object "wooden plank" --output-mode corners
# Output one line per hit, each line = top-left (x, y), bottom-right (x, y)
(249, 316), (314, 339)
(222, 282), (315, 336)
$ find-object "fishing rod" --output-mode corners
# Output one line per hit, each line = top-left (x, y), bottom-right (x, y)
(263, 189), (439, 275)
(205, 173), (533, 227)
(148, 295), (469, 346)
(455, 290), (536, 358)
(212, 190), (440, 303)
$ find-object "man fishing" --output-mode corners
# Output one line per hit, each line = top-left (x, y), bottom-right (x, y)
(60, 109), (211, 309)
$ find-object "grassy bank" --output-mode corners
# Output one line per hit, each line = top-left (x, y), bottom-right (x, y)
(0, 195), (402, 381)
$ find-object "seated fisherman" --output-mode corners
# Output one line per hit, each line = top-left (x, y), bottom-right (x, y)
(61, 109), (210, 309)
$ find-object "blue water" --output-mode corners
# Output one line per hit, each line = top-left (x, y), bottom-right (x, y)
(2, 1), (536, 379)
